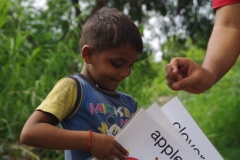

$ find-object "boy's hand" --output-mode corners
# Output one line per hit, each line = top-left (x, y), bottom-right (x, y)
(90, 133), (128, 160)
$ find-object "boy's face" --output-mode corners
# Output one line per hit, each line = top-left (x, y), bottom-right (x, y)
(84, 43), (139, 92)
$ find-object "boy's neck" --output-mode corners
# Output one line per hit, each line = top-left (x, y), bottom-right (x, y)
(79, 73), (118, 94)
(80, 64), (120, 93)
(80, 70), (96, 86)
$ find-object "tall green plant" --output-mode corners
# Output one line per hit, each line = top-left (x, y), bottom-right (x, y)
(0, 0), (83, 158)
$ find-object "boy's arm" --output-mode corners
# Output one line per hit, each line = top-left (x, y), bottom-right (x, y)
(20, 110), (129, 159)
(20, 110), (89, 150)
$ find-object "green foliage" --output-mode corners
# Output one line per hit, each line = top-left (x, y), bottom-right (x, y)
(183, 45), (205, 63)
(0, 0), (82, 158)
(162, 36), (206, 62)
(162, 36), (188, 61)
(0, 0), (10, 28)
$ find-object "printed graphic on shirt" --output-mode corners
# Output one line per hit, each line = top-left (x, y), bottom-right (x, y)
(89, 103), (134, 137)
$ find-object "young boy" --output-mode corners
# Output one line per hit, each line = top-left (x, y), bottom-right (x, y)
(20, 7), (143, 160)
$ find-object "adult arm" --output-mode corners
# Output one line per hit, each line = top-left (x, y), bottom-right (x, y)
(202, 3), (240, 83)
(165, 3), (240, 93)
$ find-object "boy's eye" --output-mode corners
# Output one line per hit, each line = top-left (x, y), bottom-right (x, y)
(112, 62), (122, 68)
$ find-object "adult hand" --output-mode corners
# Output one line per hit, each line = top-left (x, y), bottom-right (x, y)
(165, 57), (216, 94)
(90, 133), (128, 160)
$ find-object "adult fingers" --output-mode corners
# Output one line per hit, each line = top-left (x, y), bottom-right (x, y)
(166, 57), (186, 73)
(166, 58), (190, 80)
(166, 74), (179, 90)
(172, 73), (201, 92)
(165, 62), (178, 77)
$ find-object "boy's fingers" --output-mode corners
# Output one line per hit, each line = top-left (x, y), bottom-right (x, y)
(115, 143), (128, 155)
(113, 143), (128, 160)
(112, 150), (126, 160)
(105, 155), (114, 160)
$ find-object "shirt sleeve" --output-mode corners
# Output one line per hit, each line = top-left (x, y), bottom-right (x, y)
(36, 77), (77, 122)
(212, 0), (240, 9)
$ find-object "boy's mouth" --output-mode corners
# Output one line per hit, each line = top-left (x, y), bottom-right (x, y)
(111, 78), (122, 83)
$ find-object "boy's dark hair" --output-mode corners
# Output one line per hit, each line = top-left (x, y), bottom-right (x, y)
(80, 7), (143, 53)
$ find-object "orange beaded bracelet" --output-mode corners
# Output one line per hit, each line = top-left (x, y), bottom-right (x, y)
(85, 130), (92, 151)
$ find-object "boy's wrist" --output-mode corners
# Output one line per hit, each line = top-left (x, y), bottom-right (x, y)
(85, 130), (93, 151)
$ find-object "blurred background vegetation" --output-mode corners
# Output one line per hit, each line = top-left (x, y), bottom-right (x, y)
(1, 0), (240, 159)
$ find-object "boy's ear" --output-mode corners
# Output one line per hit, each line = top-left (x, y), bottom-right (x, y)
(81, 45), (94, 64)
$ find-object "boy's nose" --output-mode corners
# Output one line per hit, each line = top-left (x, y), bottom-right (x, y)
(119, 67), (131, 78)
